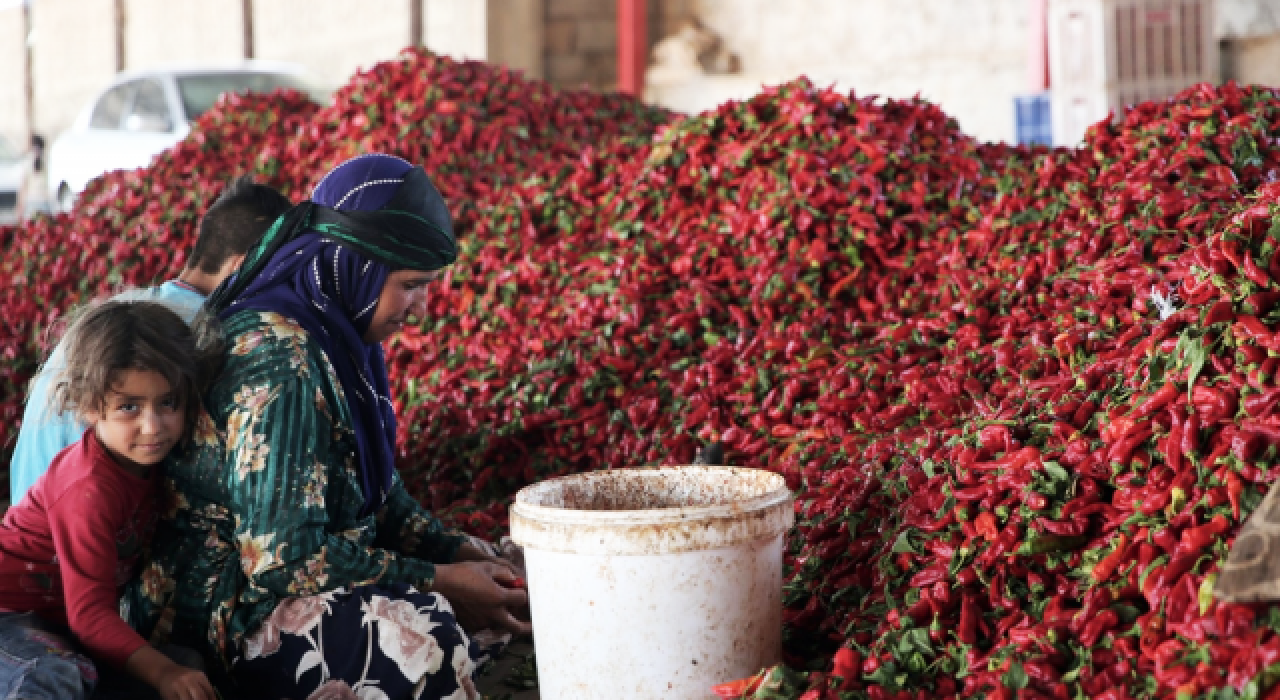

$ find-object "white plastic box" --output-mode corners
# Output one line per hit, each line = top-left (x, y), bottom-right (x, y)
(1048, 0), (1218, 146)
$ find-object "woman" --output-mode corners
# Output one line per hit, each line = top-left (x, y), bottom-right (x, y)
(124, 154), (530, 699)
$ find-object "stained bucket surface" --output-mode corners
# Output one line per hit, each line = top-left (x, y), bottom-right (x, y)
(510, 466), (794, 699)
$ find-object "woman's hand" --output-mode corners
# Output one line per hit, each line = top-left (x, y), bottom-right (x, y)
(125, 645), (218, 700)
(453, 539), (526, 579)
(433, 561), (533, 636)
(153, 666), (219, 700)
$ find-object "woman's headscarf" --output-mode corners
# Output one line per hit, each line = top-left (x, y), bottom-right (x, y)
(206, 154), (456, 516)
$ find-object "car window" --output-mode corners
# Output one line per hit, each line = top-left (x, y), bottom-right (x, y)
(124, 79), (174, 133)
(90, 83), (135, 130)
(176, 72), (316, 121)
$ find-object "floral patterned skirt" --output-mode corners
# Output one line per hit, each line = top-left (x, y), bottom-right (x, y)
(234, 583), (507, 700)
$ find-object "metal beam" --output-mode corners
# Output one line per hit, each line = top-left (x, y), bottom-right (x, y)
(114, 0), (125, 71)
(243, 0), (255, 59)
(410, 0), (423, 48)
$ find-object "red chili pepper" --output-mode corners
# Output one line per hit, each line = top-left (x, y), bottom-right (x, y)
(711, 674), (763, 699)
(1166, 407), (1186, 474)
(954, 567), (979, 587)
(1245, 249), (1273, 288)
(1247, 291), (1280, 316)
(1080, 609), (1120, 647)
(1246, 387), (1280, 417)
(14, 63), (1280, 700)
(1226, 471), (1244, 521)
(831, 647), (860, 688)
(1193, 384), (1238, 424)
(958, 594), (979, 645)
(1202, 300), (1236, 326)
(1092, 533), (1131, 584)
(1134, 383), (1178, 420)
(1236, 315), (1276, 348)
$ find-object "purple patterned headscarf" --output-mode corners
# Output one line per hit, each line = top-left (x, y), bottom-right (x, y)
(219, 154), (445, 516)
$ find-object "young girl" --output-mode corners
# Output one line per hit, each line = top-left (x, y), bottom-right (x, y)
(0, 300), (217, 700)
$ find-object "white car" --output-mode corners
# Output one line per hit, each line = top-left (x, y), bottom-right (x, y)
(47, 62), (323, 211)
(0, 135), (25, 226)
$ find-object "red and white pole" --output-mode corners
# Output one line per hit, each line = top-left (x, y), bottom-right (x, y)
(1028, 0), (1050, 90)
(617, 0), (647, 95)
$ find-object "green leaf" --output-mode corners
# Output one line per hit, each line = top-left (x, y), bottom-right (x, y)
(1177, 332), (1207, 399)
(1043, 461), (1070, 484)
(865, 661), (902, 691)
(1139, 555), (1170, 590)
(1018, 534), (1088, 556)
(892, 530), (917, 554)
(1002, 661), (1029, 690)
(949, 644), (972, 679)
(1200, 572), (1219, 616)
(1234, 133), (1265, 169)
(1254, 661), (1280, 697)
(905, 650), (928, 673)
(936, 489), (956, 520)
(895, 628), (935, 658)
(1112, 603), (1141, 625)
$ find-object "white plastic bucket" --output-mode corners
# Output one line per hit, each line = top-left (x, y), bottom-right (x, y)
(509, 466), (794, 699)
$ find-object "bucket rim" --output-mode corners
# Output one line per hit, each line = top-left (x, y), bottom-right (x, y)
(510, 465), (792, 526)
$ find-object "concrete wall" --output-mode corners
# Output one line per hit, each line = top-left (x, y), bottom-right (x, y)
(1223, 31), (1280, 85)
(254, 0), (415, 92)
(0, 0), (547, 148)
(647, 0), (1033, 143)
(543, 0), (668, 89)
(1220, 0), (1280, 37)
(9, 0), (1280, 152)
(1219, 0), (1280, 87)
(123, 0), (245, 69)
(0, 4), (27, 149)
(424, 0), (545, 78)
(425, 0), (488, 64)
(489, 0), (545, 80)
(545, 0), (618, 88)
(28, 0), (117, 141)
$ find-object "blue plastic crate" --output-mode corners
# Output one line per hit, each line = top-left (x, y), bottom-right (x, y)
(1014, 93), (1052, 146)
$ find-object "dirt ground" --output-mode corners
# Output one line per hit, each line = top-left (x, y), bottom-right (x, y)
(476, 639), (539, 700)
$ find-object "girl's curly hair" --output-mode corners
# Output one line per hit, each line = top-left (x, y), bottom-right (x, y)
(47, 299), (213, 441)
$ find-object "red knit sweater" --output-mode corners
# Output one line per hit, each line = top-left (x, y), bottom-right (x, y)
(0, 429), (158, 667)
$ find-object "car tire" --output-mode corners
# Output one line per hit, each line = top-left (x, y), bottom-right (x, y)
(56, 184), (75, 213)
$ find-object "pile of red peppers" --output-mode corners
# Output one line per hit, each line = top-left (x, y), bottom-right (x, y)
(9, 50), (1280, 698)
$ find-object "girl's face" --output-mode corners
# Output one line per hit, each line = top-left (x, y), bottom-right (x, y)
(362, 268), (441, 344)
(85, 369), (184, 477)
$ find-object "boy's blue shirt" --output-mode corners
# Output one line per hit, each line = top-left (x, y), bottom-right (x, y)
(8, 281), (206, 504)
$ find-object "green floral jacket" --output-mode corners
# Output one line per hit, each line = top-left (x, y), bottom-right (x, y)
(122, 311), (465, 666)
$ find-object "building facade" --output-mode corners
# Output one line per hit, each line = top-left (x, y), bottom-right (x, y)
(4, 0), (1280, 153)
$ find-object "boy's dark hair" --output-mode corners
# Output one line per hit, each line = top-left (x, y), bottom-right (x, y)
(186, 176), (293, 275)
(50, 300), (209, 440)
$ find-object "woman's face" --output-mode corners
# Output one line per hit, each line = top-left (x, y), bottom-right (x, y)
(363, 268), (442, 343)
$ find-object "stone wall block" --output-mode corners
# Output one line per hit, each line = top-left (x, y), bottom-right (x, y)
(575, 17), (615, 52)
(545, 18), (577, 53)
